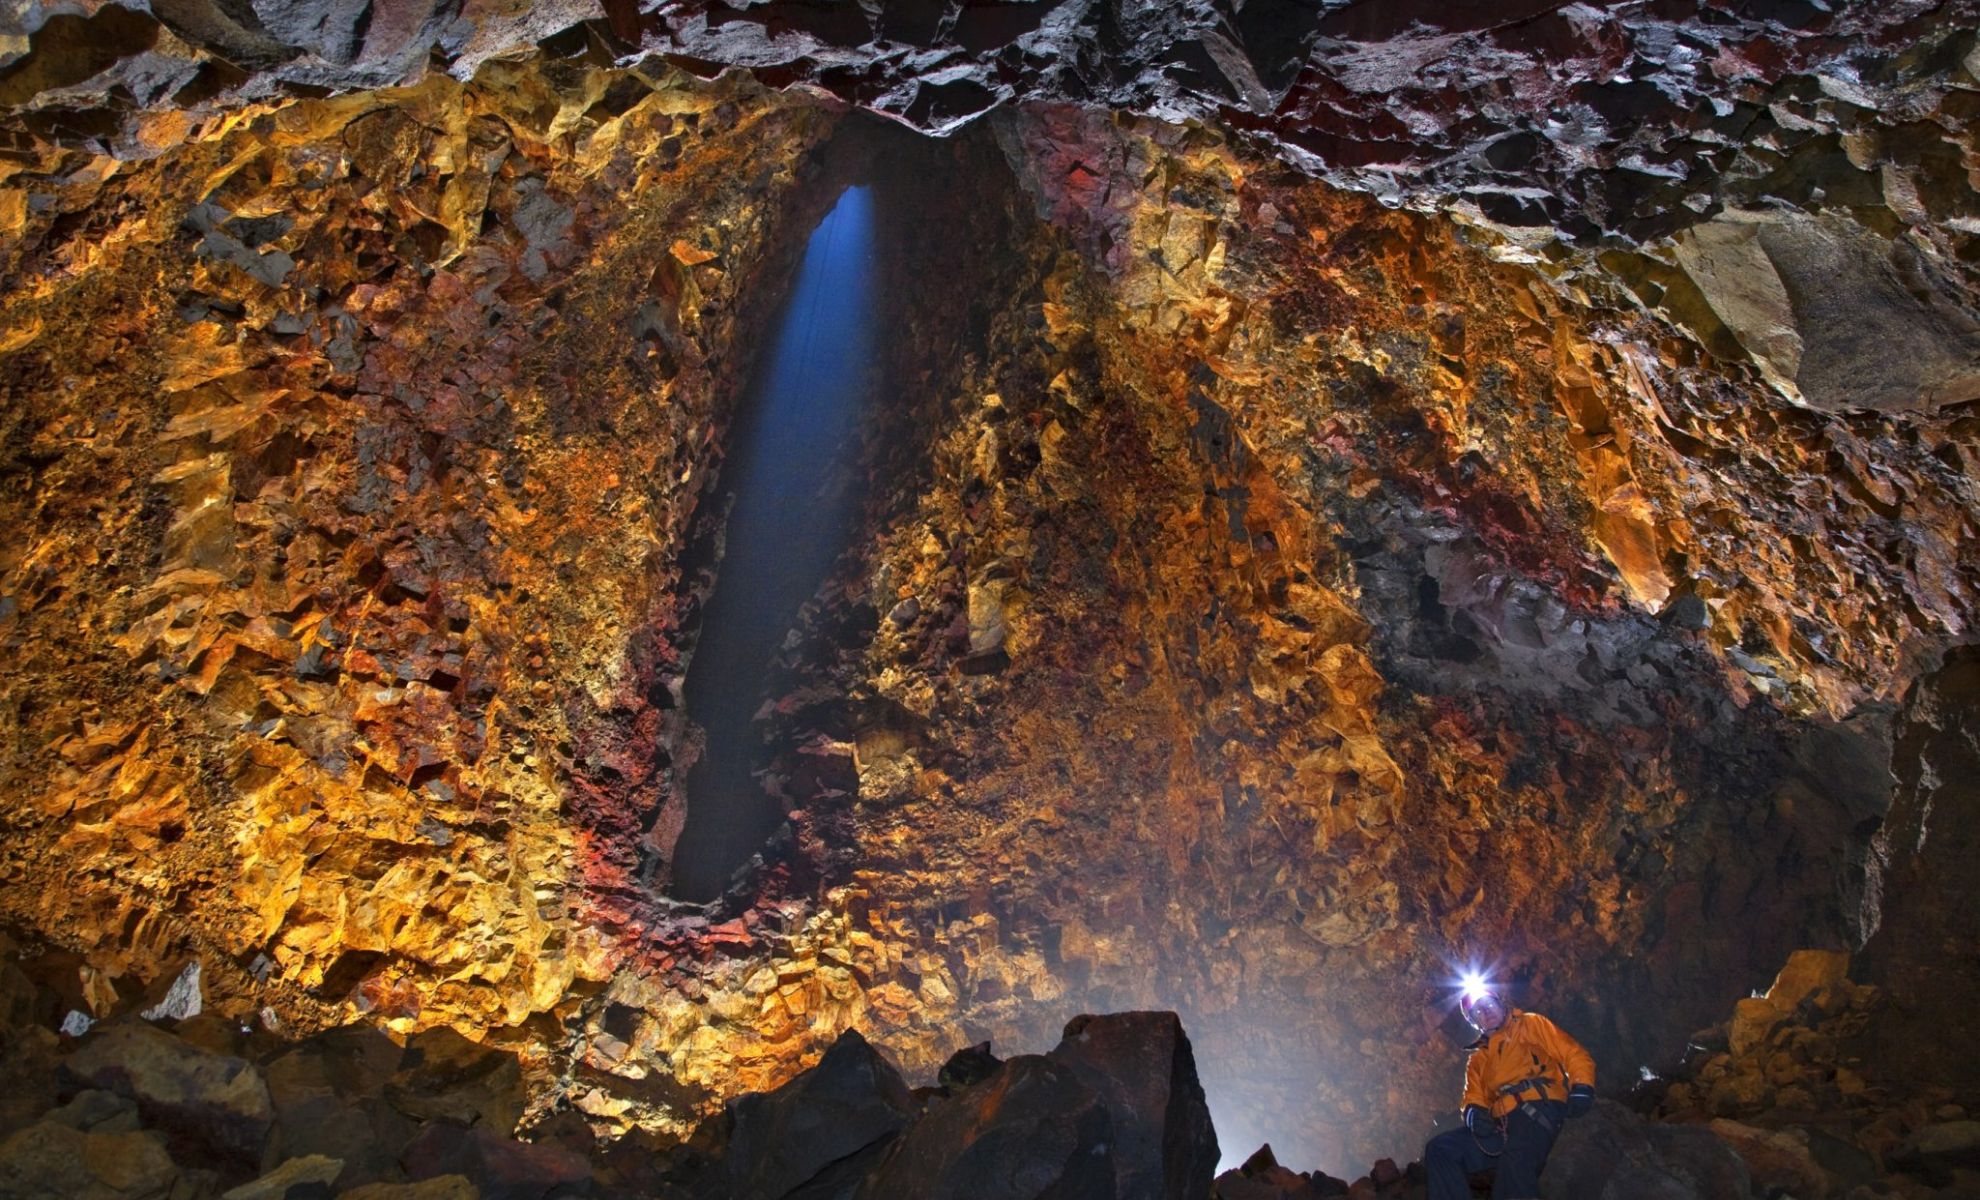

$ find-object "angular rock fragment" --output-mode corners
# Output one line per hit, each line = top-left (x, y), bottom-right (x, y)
(1673, 211), (1980, 413)
(699, 1028), (916, 1200)
(856, 1055), (1116, 1200)
(400, 1124), (593, 1200)
(1048, 1012), (1219, 1200)
(220, 1154), (344, 1200)
(61, 1021), (274, 1163)
(0, 1121), (181, 1200)
(1540, 1100), (1750, 1200)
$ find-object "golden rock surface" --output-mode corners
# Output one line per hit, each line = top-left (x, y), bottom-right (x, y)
(2, 46), (1977, 1172)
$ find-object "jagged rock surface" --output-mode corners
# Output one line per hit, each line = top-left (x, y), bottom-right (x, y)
(6, 0), (1978, 245)
(3, 0), (1980, 1183)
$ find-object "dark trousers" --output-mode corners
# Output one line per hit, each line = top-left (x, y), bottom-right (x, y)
(1424, 1099), (1566, 1200)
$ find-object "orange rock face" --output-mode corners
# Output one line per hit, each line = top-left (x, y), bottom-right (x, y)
(3, 24), (1979, 1180)
(0, 61), (837, 1039)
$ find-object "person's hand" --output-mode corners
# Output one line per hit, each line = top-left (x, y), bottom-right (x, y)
(1464, 1104), (1495, 1135)
(1567, 1084), (1595, 1118)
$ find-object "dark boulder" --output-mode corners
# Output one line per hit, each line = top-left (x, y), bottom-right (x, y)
(699, 1027), (916, 1200)
(266, 1025), (417, 1187)
(855, 1055), (1116, 1200)
(1893, 1122), (1980, 1187)
(0, 1121), (182, 1199)
(387, 1026), (526, 1133)
(1540, 1099), (1750, 1200)
(61, 1020), (274, 1164)
(937, 1040), (1001, 1093)
(1048, 1011), (1220, 1200)
(401, 1123), (593, 1200)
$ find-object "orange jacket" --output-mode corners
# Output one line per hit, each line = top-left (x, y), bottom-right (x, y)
(1461, 1009), (1595, 1117)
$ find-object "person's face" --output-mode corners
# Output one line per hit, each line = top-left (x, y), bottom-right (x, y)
(1468, 993), (1507, 1032)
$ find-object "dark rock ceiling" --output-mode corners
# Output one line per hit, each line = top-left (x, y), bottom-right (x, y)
(5, 0), (1974, 237)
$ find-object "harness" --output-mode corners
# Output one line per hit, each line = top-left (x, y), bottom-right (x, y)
(1501, 1059), (1569, 1134)
(1473, 1042), (1570, 1150)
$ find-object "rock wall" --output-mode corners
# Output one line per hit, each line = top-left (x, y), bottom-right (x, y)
(4, 0), (1980, 1182)
(0, 59), (841, 1036)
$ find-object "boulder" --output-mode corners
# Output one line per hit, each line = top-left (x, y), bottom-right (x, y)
(1894, 1122), (1980, 1186)
(703, 1027), (916, 1200)
(855, 1055), (1115, 1200)
(1047, 1011), (1219, 1200)
(1728, 998), (1785, 1057)
(387, 1027), (525, 1133)
(1541, 1099), (1750, 1200)
(339, 1178), (481, 1200)
(268, 1026), (418, 1186)
(0, 1121), (181, 1200)
(1764, 951), (1852, 1016)
(1671, 211), (1980, 413)
(221, 1155), (345, 1200)
(0, 1025), (63, 1131)
(938, 1041), (1001, 1093)
(401, 1124), (593, 1200)
(1801, 1127), (1881, 1195)
(1708, 1120), (1836, 1199)
(62, 1020), (274, 1162)
(44, 1089), (142, 1134)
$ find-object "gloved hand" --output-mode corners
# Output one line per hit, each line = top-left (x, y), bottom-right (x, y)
(1567, 1084), (1595, 1118)
(1463, 1104), (1496, 1135)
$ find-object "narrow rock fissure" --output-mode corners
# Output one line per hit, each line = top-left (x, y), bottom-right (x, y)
(664, 179), (884, 903)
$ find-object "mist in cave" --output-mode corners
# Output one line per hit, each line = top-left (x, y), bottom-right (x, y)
(670, 184), (881, 902)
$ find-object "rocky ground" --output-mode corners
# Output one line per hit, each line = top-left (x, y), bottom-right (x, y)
(1, 941), (1972, 1199)
(5, 0), (1980, 1184)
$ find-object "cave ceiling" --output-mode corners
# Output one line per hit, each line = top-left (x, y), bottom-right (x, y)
(2, 0), (1979, 1176)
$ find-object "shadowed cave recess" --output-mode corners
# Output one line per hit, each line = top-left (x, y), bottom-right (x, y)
(2, 0), (1980, 1194)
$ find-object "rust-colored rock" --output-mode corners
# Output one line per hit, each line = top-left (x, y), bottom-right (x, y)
(3, 0), (1980, 1183)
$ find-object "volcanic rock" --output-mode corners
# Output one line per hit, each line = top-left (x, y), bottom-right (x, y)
(1540, 1099), (1751, 1200)
(1894, 1122), (1980, 1187)
(400, 1123), (594, 1200)
(0, 1120), (182, 1200)
(267, 1028), (421, 1186)
(3, 0), (1980, 1179)
(220, 1155), (345, 1200)
(387, 1027), (526, 1133)
(1213, 1143), (1350, 1200)
(1707, 1120), (1837, 1200)
(855, 1054), (1116, 1200)
(341, 1180), (482, 1200)
(697, 1027), (916, 1200)
(1672, 211), (1980, 413)
(936, 1040), (1001, 1093)
(60, 1020), (274, 1163)
(1047, 1012), (1219, 1200)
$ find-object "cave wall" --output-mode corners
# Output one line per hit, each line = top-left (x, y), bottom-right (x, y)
(0, 58), (839, 1035)
(3, 0), (1980, 1181)
(746, 103), (1965, 1167)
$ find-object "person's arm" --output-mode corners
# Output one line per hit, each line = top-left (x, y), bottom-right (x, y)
(1530, 1013), (1598, 1115)
(1457, 1053), (1488, 1116)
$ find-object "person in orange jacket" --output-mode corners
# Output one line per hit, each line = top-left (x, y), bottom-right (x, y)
(1423, 984), (1596, 1200)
